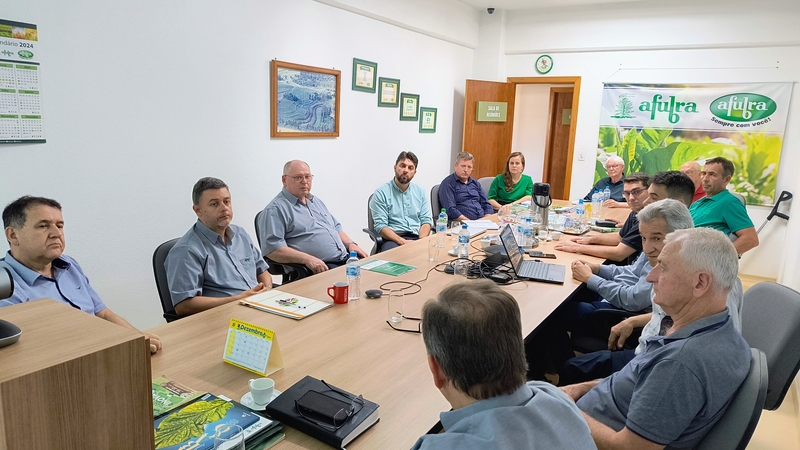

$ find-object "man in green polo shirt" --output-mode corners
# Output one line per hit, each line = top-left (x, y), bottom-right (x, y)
(689, 156), (759, 255)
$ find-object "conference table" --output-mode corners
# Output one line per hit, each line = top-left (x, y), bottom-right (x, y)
(148, 203), (632, 449)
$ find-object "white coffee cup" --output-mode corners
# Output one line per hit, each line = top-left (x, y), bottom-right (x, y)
(249, 378), (275, 406)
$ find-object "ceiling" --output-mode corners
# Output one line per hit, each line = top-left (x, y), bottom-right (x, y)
(455, 0), (646, 11)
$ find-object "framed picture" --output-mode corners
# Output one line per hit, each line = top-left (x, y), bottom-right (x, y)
(270, 60), (340, 138)
(352, 58), (377, 93)
(419, 107), (437, 133)
(399, 93), (420, 121)
(378, 77), (400, 107)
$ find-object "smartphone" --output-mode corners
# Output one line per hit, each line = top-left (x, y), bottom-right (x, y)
(296, 390), (351, 423)
(527, 250), (557, 259)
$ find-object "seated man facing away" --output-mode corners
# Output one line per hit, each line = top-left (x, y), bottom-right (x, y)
(690, 156), (759, 255)
(584, 155), (627, 206)
(438, 151), (493, 222)
(412, 280), (595, 450)
(679, 161), (705, 203)
(563, 227), (751, 450)
(557, 172), (651, 265)
(259, 160), (366, 275)
(369, 151), (432, 252)
(0, 196), (162, 354)
(165, 177), (271, 316)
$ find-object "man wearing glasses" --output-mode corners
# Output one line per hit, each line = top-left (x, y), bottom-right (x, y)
(557, 173), (651, 265)
(258, 160), (367, 275)
(412, 280), (594, 450)
(583, 156), (627, 206)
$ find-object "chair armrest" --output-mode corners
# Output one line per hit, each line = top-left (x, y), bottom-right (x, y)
(362, 228), (384, 245)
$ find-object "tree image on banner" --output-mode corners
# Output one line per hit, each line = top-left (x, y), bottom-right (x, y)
(611, 95), (635, 119)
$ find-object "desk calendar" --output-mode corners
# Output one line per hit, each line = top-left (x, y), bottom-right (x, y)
(223, 318), (284, 376)
(0, 19), (45, 143)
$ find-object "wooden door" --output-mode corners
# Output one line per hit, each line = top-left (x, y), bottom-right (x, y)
(462, 79), (516, 179)
(543, 88), (574, 200)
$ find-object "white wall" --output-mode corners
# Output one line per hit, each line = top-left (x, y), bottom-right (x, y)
(0, 0), (475, 330)
(502, 1), (800, 283)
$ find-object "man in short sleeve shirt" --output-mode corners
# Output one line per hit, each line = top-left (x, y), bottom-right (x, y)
(258, 160), (367, 276)
(689, 156), (758, 255)
(165, 177), (271, 316)
(369, 151), (432, 252)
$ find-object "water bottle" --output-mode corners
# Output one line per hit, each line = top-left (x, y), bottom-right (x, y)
(603, 185), (611, 203)
(515, 214), (526, 245)
(436, 208), (448, 248)
(531, 211), (542, 239)
(592, 191), (602, 218)
(522, 217), (534, 248)
(346, 251), (360, 301)
(576, 199), (586, 227)
(457, 224), (470, 259)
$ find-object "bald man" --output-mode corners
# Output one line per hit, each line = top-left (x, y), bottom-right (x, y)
(679, 161), (705, 203)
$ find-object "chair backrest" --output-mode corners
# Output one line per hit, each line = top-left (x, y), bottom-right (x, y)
(741, 281), (800, 410)
(254, 209), (266, 249)
(477, 176), (494, 195)
(366, 193), (375, 233)
(430, 184), (441, 222)
(732, 192), (746, 206)
(152, 238), (181, 322)
(695, 348), (767, 450)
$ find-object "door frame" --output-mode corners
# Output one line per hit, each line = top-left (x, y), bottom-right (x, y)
(506, 76), (581, 199)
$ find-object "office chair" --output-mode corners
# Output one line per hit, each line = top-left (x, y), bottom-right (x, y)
(732, 191), (746, 206)
(694, 348), (768, 450)
(152, 238), (182, 322)
(430, 184), (441, 222)
(362, 194), (384, 255)
(570, 308), (644, 353)
(477, 176), (494, 196)
(741, 281), (800, 410)
(254, 209), (312, 285)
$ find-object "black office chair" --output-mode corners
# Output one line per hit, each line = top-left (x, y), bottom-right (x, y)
(430, 184), (442, 223)
(362, 194), (384, 255)
(152, 238), (183, 323)
(568, 285), (646, 354)
(254, 209), (312, 285)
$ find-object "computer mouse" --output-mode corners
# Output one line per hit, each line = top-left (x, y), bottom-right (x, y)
(365, 289), (383, 299)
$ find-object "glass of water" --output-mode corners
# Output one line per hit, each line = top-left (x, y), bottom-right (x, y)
(388, 290), (404, 323)
(214, 425), (244, 450)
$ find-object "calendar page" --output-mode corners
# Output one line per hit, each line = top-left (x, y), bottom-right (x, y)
(0, 19), (45, 143)
(223, 319), (283, 376)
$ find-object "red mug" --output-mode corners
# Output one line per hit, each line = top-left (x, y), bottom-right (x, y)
(327, 282), (349, 304)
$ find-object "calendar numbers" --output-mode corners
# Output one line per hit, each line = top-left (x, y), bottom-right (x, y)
(0, 62), (45, 142)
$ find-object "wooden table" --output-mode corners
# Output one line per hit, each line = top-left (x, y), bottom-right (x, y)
(148, 203), (632, 449)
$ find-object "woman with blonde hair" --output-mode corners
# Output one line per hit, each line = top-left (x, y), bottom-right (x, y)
(487, 152), (533, 211)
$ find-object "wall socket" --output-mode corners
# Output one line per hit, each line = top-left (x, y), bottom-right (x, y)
(578, 151), (585, 161)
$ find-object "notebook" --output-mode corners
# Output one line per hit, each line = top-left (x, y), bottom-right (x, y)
(498, 224), (566, 284)
(446, 226), (486, 238)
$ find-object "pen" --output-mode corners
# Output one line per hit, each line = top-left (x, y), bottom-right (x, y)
(276, 298), (306, 309)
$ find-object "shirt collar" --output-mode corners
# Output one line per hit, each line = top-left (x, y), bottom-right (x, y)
(703, 189), (731, 202)
(647, 308), (730, 344)
(391, 179), (412, 193)
(450, 172), (472, 185)
(440, 383), (532, 430)
(194, 219), (233, 243)
(280, 187), (314, 204)
(3, 251), (69, 284)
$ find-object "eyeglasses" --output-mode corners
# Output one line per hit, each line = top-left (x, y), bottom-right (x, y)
(386, 315), (421, 334)
(606, 164), (622, 169)
(295, 380), (365, 430)
(290, 174), (314, 182)
(623, 187), (646, 197)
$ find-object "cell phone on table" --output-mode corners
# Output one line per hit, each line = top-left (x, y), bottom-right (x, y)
(296, 390), (351, 424)
(527, 250), (557, 259)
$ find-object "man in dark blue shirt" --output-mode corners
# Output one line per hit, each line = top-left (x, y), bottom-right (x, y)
(438, 152), (493, 221)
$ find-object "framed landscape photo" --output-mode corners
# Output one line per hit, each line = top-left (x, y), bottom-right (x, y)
(270, 60), (341, 138)
(378, 77), (400, 107)
(419, 107), (437, 133)
(399, 93), (420, 121)
(352, 58), (377, 93)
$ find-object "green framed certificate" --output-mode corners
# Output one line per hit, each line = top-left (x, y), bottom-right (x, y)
(352, 58), (377, 93)
(419, 107), (437, 133)
(399, 93), (419, 121)
(378, 77), (400, 107)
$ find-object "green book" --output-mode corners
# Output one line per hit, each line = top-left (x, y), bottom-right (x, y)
(360, 259), (416, 276)
(151, 375), (203, 418)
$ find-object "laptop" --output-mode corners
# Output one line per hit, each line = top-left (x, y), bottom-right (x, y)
(498, 224), (566, 284)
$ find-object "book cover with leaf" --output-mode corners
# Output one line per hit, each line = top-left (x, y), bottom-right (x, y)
(154, 393), (260, 450)
(152, 376), (203, 418)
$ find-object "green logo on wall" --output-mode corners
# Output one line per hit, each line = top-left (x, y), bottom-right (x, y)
(17, 50), (33, 59)
(611, 95), (635, 119)
(710, 93), (776, 122)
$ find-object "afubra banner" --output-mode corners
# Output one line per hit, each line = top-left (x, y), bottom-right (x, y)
(596, 83), (793, 205)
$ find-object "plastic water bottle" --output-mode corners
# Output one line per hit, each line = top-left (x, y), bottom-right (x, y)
(436, 208), (448, 248)
(592, 191), (602, 218)
(531, 211), (542, 238)
(457, 224), (470, 259)
(603, 185), (611, 203)
(346, 251), (360, 301)
(576, 199), (586, 227)
(522, 217), (534, 248)
(515, 215), (526, 245)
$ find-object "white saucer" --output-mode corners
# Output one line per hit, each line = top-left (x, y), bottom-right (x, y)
(240, 389), (281, 411)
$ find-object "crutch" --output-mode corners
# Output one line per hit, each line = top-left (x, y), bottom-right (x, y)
(757, 190), (793, 234)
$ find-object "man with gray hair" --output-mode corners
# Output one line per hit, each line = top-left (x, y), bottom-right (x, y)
(166, 177), (272, 316)
(584, 155), (626, 205)
(412, 280), (594, 449)
(679, 160), (705, 203)
(564, 227), (751, 449)
(438, 152), (493, 221)
(258, 160), (366, 276)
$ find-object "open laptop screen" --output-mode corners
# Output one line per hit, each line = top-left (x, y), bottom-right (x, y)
(499, 225), (524, 273)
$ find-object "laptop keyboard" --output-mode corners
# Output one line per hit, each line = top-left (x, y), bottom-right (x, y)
(518, 261), (549, 279)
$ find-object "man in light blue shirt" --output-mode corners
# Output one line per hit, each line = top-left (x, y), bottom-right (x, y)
(258, 160), (366, 275)
(369, 151), (432, 252)
(0, 196), (162, 354)
(412, 280), (594, 450)
(165, 177), (271, 316)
